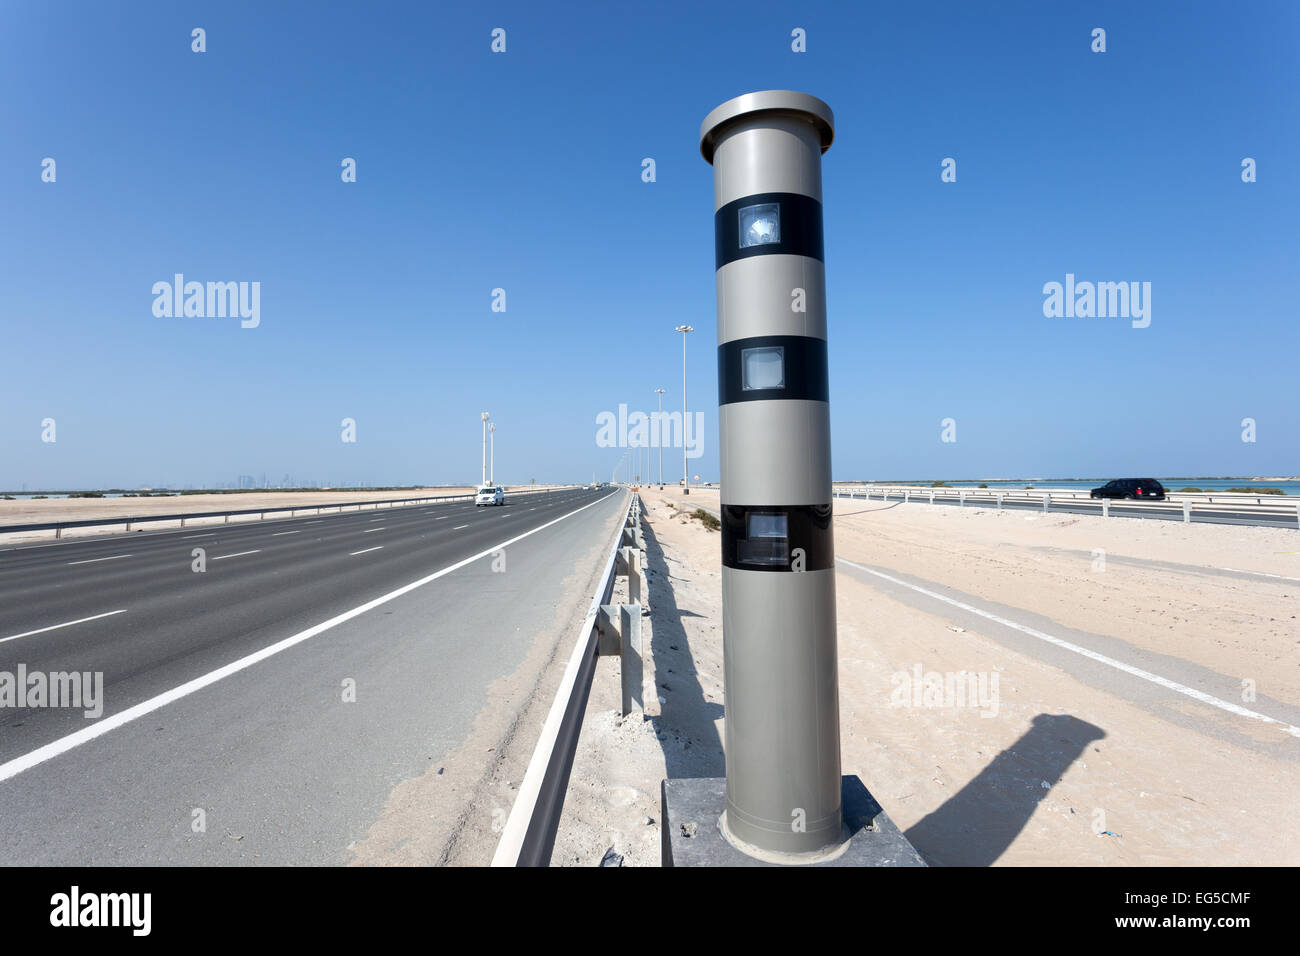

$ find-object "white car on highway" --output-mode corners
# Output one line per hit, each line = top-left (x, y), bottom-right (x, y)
(476, 486), (504, 507)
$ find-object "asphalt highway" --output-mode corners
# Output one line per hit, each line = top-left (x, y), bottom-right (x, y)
(0, 485), (626, 864)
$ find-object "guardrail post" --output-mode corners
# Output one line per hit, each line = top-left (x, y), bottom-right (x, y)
(1183, 501), (1191, 523)
(596, 603), (643, 717)
(617, 547), (643, 606)
(1295, 503), (1299, 531)
(180, 517), (186, 527)
(620, 605), (642, 715)
(1043, 493), (1050, 514)
(125, 520), (131, 532)
(56, 525), (62, 540)
(1102, 499), (1109, 519)
(904, 490), (909, 504)
(959, 491), (965, 507)
(929, 491), (935, 505)
(997, 494), (1003, 510)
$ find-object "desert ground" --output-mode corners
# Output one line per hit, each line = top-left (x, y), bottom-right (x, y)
(554, 486), (1299, 866)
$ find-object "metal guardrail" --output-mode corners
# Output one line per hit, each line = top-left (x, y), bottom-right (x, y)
(0, 485), (578, 539)
(492, 491), (647, 867)
(833, 485), (1300, 528)
(837, 484), (1298, 508)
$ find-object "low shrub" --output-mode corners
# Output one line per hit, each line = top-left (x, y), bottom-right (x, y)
(694, 509), (721, 531)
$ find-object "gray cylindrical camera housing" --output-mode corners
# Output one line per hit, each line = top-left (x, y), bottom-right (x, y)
(700, 91), (843, 859)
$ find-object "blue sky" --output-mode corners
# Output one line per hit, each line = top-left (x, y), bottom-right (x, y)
(1, 0), (1296, 489)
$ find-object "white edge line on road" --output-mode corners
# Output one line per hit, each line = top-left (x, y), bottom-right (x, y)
(66, 554), (132, 566)
(492, 490), (629, 867)
(362, 528), (384, 534)
(0, 609), (129, 647)
(0, 491), (619, 785)
(181, 533), (216, 539)
(836, 556), (1300, 738)
(452, 524), (469, 530)
(1216, 566), (1300, 582)
(271, 531), (301, 537)
(211, 550), (260, 561)
(349, 546), (383, 556)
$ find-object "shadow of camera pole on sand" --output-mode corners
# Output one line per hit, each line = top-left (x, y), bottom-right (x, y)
(904, 713), (1106, 866)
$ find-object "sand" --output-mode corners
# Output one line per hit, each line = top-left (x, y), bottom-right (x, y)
(556, 486), (1299, 866)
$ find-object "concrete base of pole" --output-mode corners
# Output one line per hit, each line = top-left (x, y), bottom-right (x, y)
(661, 775), (926, 867)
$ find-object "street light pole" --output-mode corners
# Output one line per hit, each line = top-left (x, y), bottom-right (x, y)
(488, 423), (496, 486)
(480, 412), (490, 487)
(654, 388), (666, 487)
(675, 325), (693, 493)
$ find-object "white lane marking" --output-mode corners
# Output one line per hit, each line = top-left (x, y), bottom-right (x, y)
(212, 550), (260, 561)
(836, 556), (1300, 738)
(66, 554), (132, 566)
(368, 518), (384, 522)
(452, 524), (469, 530)
(0, 609), (129, 647)
(349, 546), (383, 556)
(272, 531), (301, 536)
(435, 516), (450, 520)
(1217, 566), (1300, 582)
(0, 491), (619, 784)
(181, 533), (216, 539)
(363, 527), (385, 534)
(303, 520), (324, 525)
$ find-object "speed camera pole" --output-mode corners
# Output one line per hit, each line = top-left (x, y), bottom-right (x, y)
(704, 90), (844, 860)
(660, 90), (924, 868)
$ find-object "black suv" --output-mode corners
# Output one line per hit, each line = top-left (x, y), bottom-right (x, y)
(1090, 479), (1166, 500)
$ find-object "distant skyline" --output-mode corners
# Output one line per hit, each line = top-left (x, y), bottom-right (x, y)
(2, 1), (1296, 488)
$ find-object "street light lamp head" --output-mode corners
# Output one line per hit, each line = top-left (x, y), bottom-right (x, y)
(481, 412), (490, 421)
(675, 325), (694, 334)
